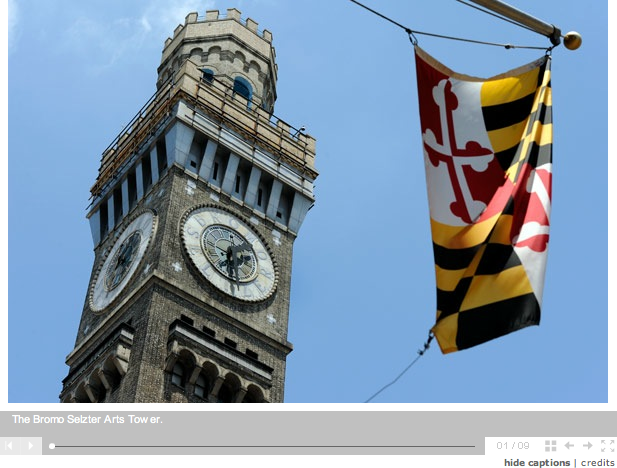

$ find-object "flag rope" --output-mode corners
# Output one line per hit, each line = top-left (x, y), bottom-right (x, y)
(349, 0), (552, 51)
(364, 333), (434, 403)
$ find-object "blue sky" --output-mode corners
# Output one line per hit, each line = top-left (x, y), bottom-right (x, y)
(6, 0), (610, 404)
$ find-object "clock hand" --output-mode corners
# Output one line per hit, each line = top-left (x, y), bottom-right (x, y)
(224, 244), (242, 290)
(226, 246), (234, 278)
(232, 253), (240, 289)
(118, 250), (129, 268)
(121, 248), (131, 266)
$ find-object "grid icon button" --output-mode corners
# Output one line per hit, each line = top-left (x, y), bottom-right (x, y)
(545, 440), (557, 452)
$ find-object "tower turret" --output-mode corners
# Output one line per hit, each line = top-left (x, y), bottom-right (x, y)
(157, 9), (277, 113)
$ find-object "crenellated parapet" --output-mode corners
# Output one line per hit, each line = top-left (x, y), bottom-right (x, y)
(158, 9), (277, 113)
(164, 9), (273, 48)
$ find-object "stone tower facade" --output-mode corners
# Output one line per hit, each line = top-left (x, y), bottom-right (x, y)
(60, 9), (318, 403)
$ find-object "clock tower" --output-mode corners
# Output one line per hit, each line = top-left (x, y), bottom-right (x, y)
(60, 9), (317, 403)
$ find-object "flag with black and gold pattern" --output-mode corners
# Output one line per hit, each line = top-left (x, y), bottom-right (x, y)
(415, 47), (552, 354)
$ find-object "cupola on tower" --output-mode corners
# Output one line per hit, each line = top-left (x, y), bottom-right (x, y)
(60, 8), (318, 404)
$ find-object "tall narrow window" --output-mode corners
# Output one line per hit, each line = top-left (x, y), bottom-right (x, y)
(233, 77), (252, 107)
(127, 171), (137, 210)
(99, 203), (109, 239)
(257, 177), (271, 213)
(141, 154), (152, 192)
(113, 187), (123, 224)
(276, 187), (294, 225)
(210, 150), (229, 188)
(156, 139), (168, 172)
(234, 161), (250, 200)
(194, 374), (208, 399)
(187, 136), (206, 174)
(171, 362), (185, 387)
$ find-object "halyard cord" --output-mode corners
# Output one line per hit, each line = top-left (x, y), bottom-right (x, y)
(364, 334), (434, 403)
(349, 0), (552, 51)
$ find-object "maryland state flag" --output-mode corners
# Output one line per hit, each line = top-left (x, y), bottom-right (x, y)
(415, 47), (552, 354)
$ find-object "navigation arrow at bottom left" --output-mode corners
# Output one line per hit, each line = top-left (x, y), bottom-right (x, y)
(1, 438), (17, 454)
(21, 438), (42, 455)
(0, 438), (42, 455)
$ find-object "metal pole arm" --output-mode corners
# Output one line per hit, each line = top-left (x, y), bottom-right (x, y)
(468, 0), (561, 45)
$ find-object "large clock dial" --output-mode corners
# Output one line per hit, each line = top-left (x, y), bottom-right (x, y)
(181, 206), (277, 302)
(202, 225), (258, 282)
(90, 209), (157, 312)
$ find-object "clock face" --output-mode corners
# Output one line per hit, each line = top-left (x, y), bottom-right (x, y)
(90, 210), (157, 312)
(105, 231), (142, 290)
(181, 206), (277, 302)
(202, 225), (258, 282)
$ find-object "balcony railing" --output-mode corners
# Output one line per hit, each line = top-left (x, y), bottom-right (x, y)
(90, 58), (317, 200)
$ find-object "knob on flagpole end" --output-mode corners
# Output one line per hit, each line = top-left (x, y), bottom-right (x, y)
(564, 31), (582, 50)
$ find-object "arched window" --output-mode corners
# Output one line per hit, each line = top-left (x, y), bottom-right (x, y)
(216, 374), (241, 403)
(75, 384), (91, 403)
(171, 362), (185, 387)
(194, 373), (209, 399)
(242, 384), (265, 403)
(233, 76), (252, 103)
(201, 69), (214, 83)
(217, 382), (234, 403)
(102, 357), (122, 391)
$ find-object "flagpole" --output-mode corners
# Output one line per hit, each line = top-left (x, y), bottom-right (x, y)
(467, 0), (582, 50)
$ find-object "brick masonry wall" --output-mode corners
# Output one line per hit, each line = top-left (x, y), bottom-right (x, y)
(65, 165), (297, 403)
